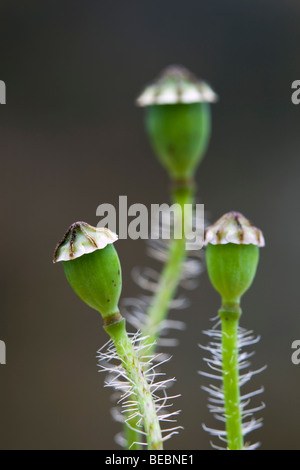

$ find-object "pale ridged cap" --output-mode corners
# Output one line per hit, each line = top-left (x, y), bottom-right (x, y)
(204, 212), (265, 247)
(136, 65), (218, 107)
(53, 222), (118, 263)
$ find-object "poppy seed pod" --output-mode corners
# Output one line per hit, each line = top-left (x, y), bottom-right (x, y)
(136, 65), (217, 181)
(53, 222), (122, 320)
(204, 212), (265, 305)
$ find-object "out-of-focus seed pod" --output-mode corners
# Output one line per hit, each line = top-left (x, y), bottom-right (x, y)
(136, 65), (217, 181)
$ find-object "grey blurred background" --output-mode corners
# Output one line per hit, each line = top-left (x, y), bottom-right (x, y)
(0, 0), (299, 450)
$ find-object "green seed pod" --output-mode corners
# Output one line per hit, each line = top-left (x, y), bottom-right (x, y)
(204, 212), (265, 305)
(53, 222), (122, 320)
(136, 65), (217, 181)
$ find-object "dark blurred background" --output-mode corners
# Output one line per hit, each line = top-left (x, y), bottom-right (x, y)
(0, 0), (299, 450)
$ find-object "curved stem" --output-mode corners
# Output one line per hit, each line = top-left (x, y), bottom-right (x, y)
(124, 182), (195, 449)
(219, 306), (244, 450)
(143, 182), (195, 354)
(104, 317), (163, 450)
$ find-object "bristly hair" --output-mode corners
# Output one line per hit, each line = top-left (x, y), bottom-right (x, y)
(101, 206), (204, 447)
(199, 319), (266, 450)
(97, 332), (182, 447)
(122, 206), (206, 348)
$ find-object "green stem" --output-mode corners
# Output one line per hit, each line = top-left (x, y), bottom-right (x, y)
(124, 181), (194, 449)
(124, 416), (142, 450)
(143, 181), (194, 353)
(104, 316), (163, 450)
(219, 304), (244, 450)
(124, 420), (141, 450)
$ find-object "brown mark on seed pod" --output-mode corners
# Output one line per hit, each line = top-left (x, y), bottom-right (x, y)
(234, 214), (245, 242)
(53, 227), (70, 263)
(204, 211), (265, 247)
(53, 222), (118, 263)
(80, 225), (98, 248)
(53, 221), (91, 263)
(69, 226), (76, 258)
(216, 229), (222, 243)
(256, 230), (262, 245)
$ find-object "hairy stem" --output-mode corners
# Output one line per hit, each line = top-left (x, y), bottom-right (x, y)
(219, 305), (244, 450)
(104, 317), (163, 450)
(143, 181), (194, 353)
(124, 182), (195, 449)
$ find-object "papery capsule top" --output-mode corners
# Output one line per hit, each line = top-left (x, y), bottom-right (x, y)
(204, 212), (265, 247)
(136, 65), (218, 107)
(53, 222), (118, 263)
